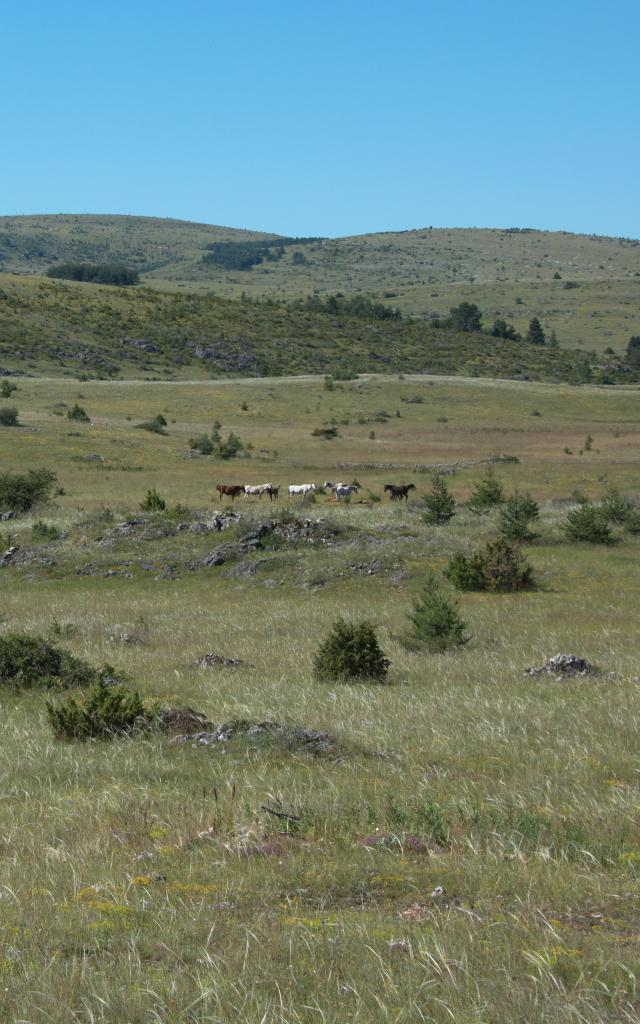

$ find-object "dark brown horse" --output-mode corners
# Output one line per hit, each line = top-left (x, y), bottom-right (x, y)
(384, 483), (416, 501)
(216, 484), (244, 501)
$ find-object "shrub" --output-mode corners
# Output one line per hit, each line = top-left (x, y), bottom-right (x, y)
(47, 679), (150, 740)
(0, 633), (97, 690)
(0, 468), (57, 514)
(498, 491), (540, 542)
(422, 474), (455, 525)
(445, 538), (535, 592)
(189, 433), (215, 455)
(601, 486), (630, 525)
(311, 426), (338, 439)
(66, 403), (90, 423)
(0, 406), (19, 426)
(314, 619), (390, 682)
(32, 520), (60, 541)
(406, 574), (468, 652)
(468, 467), (504, 514)
(561, 502), (613, 544)
(140, 488), (166, 512)
(0, 381), (17, 398)
(136, 414), (167, 434)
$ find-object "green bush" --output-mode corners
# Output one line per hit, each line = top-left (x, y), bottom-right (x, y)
(422, 474), (455, 525)
(0, 468), (57, 514)
(140, 488), (166, 512)
(0, 633), (97, 690)
(498, 491), (540, 542)
(189, 433), (215, 455)
(468, 467), (504, 514)
(314, 619), (390, 681)
(0, 381), (17, 398)
(136, 414), (167, 434)
(406, 573), (468, 652)
(47, 679), (150, 740)
(0, 406), (19, 426)
(66, 403), (90, 423)
(445, 538), (536, 592)
(561, 502), (613, 544)
(32, 520), (61, 541)
(601, 486), (631, 525)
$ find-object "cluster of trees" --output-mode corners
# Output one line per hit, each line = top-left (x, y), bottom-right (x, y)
(433, 303), (555, 346)
(202, 236), (322, 271)
(297, 293), (401, 321)
(189, 421), (250, 459)
(47, 263), (139, 285)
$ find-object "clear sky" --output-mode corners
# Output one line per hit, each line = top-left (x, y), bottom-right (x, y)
(2, 0), (638, 238)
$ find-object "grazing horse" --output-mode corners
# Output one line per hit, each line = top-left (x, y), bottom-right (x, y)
(265, 484), (279, 501)
(288, 483), (317, 498)
(335, 484), (359, 500)
(243, 483), (275, 500)
(216, 484), (244, 502)
(384, 483), (416, 501)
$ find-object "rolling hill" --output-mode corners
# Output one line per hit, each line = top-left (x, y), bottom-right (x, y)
(0, 214), (639, 376)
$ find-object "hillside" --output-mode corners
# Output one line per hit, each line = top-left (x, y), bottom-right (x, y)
(0, 273), (628, 384)
(1, 215), (639, 355)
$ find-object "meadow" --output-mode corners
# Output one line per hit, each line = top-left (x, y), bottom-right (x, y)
(1, 372), (640, 1023)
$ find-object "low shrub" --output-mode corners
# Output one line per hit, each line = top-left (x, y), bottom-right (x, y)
(314, 619), (390, 681)
(136, 414), (167, 434)
(0, 468), (57, 514)
(0, 381), (17, 398)
(47, 679), (152, 739)
(561, 503), (613, 544)
(0, 406), (19, 426)
(445, 538), (536, 592)
(0, 633), (97, 690)
(189, 433), (215, 455)
(405, 573), (468, 652)
(140, 488), (166, 512)
(66, 403), (90, 423)
(601, 486), (631, 526)
(32, 520), (61, 541)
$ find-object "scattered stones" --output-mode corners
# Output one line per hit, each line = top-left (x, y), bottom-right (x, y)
(84, 454), (105, 462)
(524, 654), (596, 678)
(196, 652), (243, 668)
(173, 719), (336, 754)
(0, 511), (16, 521)
(75, 562), (95, 576)
(0, 546), (19, 567)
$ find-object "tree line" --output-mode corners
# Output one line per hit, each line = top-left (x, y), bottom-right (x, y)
(47, 262), (139, 285)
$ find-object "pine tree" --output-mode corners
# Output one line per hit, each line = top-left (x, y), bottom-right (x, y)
(422, 474), (456, 525)
(468, 467), (504, 514)
(498, 491), (540, 542)
(525, 317), (546, 345)
(406, 573), (468, 652)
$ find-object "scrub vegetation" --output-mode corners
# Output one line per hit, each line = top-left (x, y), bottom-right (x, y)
(0, 370), (639, 1021)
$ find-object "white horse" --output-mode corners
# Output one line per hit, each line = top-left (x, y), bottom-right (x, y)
(244, 484), (273, 499)
(288, 483), (317, 498)
(335, 484), (359, 500)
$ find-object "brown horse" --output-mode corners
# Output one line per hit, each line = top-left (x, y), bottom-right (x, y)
(384, 483), (416, 501)
(216, 484), (244, 502)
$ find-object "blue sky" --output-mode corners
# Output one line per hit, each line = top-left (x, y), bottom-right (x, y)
(2, 0), (638, 237)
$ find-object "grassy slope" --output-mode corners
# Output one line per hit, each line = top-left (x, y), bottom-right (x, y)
(2, 215), (640, 354)
(0, 273), (627, 384)
(1, 373), (640, 1021)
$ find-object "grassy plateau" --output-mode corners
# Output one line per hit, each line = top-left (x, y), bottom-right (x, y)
(0, 370), (639, 1022)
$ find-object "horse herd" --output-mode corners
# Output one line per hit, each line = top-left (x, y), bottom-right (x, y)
(215, 482), (417, 502)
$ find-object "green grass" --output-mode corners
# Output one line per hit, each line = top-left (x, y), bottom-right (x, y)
(1, 373), (640, 1021)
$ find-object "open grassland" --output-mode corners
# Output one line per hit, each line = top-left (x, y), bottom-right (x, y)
(2, 216), (639, 356)
(1, 374), (640, 1022)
